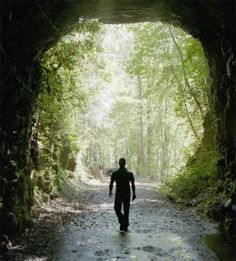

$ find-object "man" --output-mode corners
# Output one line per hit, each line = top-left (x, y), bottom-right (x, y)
(109, 158), (136, 231)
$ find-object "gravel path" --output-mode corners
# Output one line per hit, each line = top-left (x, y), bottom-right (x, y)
(2, 177), (218, 260)
(52, 178), (217, 261)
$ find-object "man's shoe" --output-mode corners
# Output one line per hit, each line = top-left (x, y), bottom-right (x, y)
(120, 223), (125, 231)
(124, 224), (129, 232)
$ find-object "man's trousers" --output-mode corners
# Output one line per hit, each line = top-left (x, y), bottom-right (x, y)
(114, 197), (130, 227)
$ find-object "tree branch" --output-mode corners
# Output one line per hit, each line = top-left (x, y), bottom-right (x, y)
(169, 27), (204, 118)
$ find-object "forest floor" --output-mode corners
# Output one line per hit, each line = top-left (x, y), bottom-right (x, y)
(2, 177), (221, 260)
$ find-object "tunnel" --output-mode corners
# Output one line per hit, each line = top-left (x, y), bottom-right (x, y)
(0, 0), (235, 236)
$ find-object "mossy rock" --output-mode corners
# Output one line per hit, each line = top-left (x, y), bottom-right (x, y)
(41, 194), (50, 203)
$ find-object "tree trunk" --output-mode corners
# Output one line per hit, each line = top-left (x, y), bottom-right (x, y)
(171, 70), (200, 141)
(137, 75), (145, 175)
(146, 96), (153, 176)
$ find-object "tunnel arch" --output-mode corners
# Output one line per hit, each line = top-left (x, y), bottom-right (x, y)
(1, 0), (235, 235)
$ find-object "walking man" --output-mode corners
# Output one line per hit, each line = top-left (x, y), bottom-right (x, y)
(109, 158), (136, 231)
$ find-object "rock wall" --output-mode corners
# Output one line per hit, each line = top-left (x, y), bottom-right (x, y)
(0, 0), (235, 235)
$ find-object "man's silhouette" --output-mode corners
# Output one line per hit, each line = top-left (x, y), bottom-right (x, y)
(109, 158), (136, 231)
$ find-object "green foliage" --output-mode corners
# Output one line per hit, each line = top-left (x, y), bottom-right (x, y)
(120, 22), (212, 177)
(73, 23), (213, 180)
(162, 150), (219, 204)
(32, 20), (102, 204)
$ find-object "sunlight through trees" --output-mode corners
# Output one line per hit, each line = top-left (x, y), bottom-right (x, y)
(36, 21), (217, 209)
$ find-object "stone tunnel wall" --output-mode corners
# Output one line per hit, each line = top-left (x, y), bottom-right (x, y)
(0, 0), (235, 235)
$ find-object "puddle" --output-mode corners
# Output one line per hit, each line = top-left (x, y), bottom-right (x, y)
(54, 228), (213, 260)
(204, 228), (236, 261)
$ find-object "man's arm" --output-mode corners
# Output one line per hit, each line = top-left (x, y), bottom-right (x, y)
(131, 174), (136, 201)
(109, 174), (114, 197)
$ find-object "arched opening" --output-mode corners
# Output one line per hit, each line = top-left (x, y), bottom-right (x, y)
(0, 0), (235, 240)
(36, 21), (212, 195)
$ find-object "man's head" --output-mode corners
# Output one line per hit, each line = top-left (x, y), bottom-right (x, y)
(119, 158), (126, 168)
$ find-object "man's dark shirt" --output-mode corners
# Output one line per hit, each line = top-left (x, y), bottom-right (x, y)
(111, 167), (134, 200)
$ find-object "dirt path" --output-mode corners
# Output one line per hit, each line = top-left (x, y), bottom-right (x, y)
(51, 178), (217, 261)
(3, 178), (218, 260)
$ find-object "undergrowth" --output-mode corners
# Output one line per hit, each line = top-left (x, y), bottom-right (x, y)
(161, 150), (230, 221)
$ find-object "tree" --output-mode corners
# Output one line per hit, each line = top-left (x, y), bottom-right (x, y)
(124, 22), (211, 180)
(33, 20), (102, 201)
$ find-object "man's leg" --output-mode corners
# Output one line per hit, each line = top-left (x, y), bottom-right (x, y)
(114, 199), (124, 229)
(123, 199), (130, 230)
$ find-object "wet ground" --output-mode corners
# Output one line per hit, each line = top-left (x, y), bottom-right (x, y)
(3, 178), (221, 260)
(52, 178), (218, 261)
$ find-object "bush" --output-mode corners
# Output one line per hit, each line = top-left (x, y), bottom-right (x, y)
(162, 150), (219, 205)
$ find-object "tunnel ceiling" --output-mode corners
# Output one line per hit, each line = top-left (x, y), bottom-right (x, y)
(2, 0), (234, 62)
